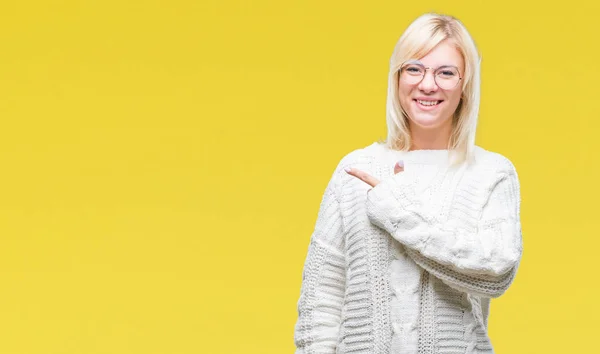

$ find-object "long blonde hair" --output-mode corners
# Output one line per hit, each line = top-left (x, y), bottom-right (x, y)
(384, 13), (482, 166)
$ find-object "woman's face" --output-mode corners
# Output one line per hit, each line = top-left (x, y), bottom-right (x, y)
(398, 40), (465, 131)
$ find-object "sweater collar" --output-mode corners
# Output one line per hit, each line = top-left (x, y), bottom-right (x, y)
(372, 142), (451, 166)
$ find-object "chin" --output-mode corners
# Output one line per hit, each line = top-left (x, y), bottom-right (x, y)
(409, 115), (448, 129)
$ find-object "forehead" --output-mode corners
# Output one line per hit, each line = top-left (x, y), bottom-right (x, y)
(414, 40), (464, 69)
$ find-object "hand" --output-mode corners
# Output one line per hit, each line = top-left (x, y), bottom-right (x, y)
(344, 160), (404, 187)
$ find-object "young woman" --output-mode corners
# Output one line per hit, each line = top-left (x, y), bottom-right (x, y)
(294, 13), (523, 354)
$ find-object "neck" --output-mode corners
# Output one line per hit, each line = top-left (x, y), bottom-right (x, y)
(408, 121), (452, 150)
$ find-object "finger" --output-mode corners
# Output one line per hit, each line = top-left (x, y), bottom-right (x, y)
(394, 160), (404, 174)
(344, 167), (380, 187)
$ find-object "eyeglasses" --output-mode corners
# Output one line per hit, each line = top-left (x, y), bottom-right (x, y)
(399, 61), (462, 90)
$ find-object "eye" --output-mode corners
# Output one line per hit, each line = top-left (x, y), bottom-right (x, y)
(437, 67), (459, 78)
(403, 65), (424, 75)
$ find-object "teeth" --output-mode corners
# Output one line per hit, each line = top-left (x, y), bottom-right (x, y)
(417, 100), (440, 106)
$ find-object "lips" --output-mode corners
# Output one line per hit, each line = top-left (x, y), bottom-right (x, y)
(413, 99), (444, 111)
(415, 99), (442, 106)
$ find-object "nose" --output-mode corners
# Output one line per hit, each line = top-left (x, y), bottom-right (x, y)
(417, 70), (438, 93)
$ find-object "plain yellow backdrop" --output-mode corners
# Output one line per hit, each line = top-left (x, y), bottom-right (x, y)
(0, 0), (598, 353)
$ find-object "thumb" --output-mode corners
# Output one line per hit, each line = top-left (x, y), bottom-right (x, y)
(394, 160), (404, 174)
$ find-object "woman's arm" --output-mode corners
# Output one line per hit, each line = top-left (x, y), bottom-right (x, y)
(365, 157), (523, 298)
(294, 167), (346, 354)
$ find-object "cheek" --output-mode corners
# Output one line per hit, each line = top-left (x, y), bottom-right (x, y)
(397, 83), (412, 108)
(446, 91), (462, 112)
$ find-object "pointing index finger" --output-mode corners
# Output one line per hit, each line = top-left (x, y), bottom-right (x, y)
(344, 167), (380, 187)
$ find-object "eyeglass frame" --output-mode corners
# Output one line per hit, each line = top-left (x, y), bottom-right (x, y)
(398, 60), (463, 90)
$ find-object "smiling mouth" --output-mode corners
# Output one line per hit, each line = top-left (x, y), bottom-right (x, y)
(415, 99), (443, 106)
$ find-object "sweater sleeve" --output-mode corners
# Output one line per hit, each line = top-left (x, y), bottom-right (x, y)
(294, 167), (346, 353)
(365, 158), (523, 298)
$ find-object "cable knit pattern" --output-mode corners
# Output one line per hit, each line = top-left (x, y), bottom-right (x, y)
(294, 142), (523, 353)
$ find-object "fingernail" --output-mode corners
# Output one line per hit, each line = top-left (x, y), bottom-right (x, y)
(396, 160), (404, 168)
(344, 167), (351, 172)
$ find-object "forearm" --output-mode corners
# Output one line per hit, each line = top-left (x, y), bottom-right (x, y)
(405, 248), (519, 298)
(380, 208), (522, 278)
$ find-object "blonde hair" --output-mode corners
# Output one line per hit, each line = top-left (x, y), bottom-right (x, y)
(383, 13), (482, 166)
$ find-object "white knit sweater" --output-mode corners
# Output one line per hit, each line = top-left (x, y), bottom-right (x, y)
(294, 142), (523, 354)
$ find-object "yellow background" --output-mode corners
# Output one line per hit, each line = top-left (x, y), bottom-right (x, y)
(0, 0), (597, 353)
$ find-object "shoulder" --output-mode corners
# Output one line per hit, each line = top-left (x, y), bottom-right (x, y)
(331, 142), (388, 175)
(323, 142), (387, 192)
(472, 146), (520, 190)
(473, 146), (518, 175)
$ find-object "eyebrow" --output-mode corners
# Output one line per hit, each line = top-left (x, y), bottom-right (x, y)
(404, 59), (423, 65)
(404, 59), (459, 69)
